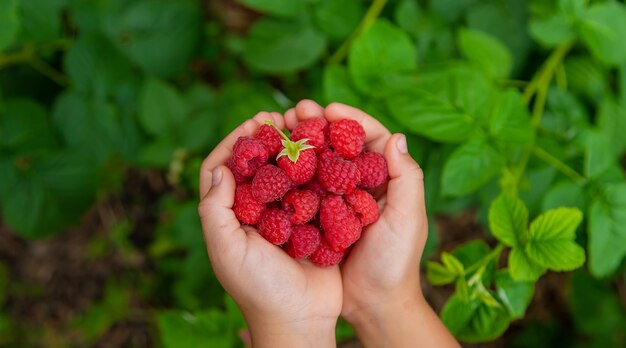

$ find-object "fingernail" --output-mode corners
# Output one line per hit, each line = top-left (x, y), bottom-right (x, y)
(396, 134), (408, 154)
(212, 167), (223, 186)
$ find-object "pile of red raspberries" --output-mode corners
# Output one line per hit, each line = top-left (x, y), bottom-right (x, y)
(227, 117), (388, 267)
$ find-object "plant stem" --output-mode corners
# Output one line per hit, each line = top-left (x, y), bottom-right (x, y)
(465, 244), (505, 275)
(522, 42), (573, 105)
(532, 145), (587, 184)
(0, 41), (70, 86)
(328, 0), (388, 65)
(514, 42), (573, 188)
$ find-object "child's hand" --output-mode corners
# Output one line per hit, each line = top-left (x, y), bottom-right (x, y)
(286, 101), (458, 347)
(198, 110), (341, 348)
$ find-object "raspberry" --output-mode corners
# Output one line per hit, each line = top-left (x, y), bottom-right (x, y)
(251, 164), (293, 203)
(285, 224), (321, 259)
(231, 137), (269, 177)
(354, 152), (388, 188)
(282, 189), (320, 225)
(255, 124), (283, 157)
(277, 149), (317, 185)
(320, 195), (362, 251)
(302, 177), (328, 199)
(309, 239), (345, 267)
(226, 158), (249, 184)
(233, 183), (266, 225)
(258, 208), (292, 245)
(329, 119), (365, 159)
(317, 155), (360, 194)
(345, 189), (379, 226)
(291, 118), (329, 153)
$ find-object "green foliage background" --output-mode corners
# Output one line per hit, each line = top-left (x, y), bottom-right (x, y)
(1, 0), (626, 346)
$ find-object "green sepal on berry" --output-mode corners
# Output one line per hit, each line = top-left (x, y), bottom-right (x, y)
(264, 121), (315, 163)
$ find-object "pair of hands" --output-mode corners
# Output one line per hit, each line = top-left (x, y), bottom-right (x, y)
(198, 101), (457, 347)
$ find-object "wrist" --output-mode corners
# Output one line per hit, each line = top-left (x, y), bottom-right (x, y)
(246, 314), (337, 348)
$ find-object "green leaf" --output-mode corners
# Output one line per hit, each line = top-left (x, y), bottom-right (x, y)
(542, 181), (585, 212)
(394, 0), (421, 36)
(243, 18), (327, 74)
(158, 310), (235, 347)
(564, 55), (606, 103)
(237, 0), (305, 18)
(0, 0), (20, 51)
(348, 19), (417, 95)
(489, 89), (533, 144)
(427, 261), (457, 286)
(71, 282), (130, 343)
(64, 32), (137, 97)
(0, 99), (58, 154)
(52, 92), (128, 163)
(442, 252), (465, 274)
(441, 293), (479, 335)
(509, 248), (546, 282)
(104, 0), (202, 77)
(386, 65), (493, 142)
(442, 293), (511, 342)
(217, 82), (283, 137)
(466, 0), (531, 74)
(314, 0), (363, 40)
(525, 208), (585, 271)
(580, 129), (614, 179)
(529, 15), (576, 47)
(570, 271), (626, 337)
(458, 28), (512, 78)
(442, 138), (504, 196)
(588, 183), (626, 277)
(579, 2), (626, 65)
(0, 151), (99, 239)
(597, 96), (626, 157)
(494, 270), (533, 320)
(322, 65), (362, 106)
(139, 78), (186, 137)
(19, 0), (63, 42)
(489, 194), (528, 247)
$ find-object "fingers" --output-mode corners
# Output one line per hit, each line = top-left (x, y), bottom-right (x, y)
(198, 165), (247, 257)
(382, 134), (426, 221)
(285, 99), (325, 130)
(324, 103), (391, 153)
(199, 112), (283, 199)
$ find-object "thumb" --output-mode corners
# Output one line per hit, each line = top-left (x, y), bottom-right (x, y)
(198, 165), (246, 257)
(382, 134), (426, 221)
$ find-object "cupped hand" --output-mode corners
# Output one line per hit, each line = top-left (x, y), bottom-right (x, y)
(198, 110), (341, 348)
(285, 101), (427, 319)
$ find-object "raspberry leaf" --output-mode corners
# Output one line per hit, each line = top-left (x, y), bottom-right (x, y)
(508, 248), (546, 282)
(588, 183), (626, 277)
(489, 194), (528, 248)
(524, 207), (585, 271)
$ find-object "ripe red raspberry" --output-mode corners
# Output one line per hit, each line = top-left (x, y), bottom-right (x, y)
(303, 177), (328, 199)
(345, 189), (379, 226)
(251, 164), (293, 203)
(291, 118), (329, 153)
(277, 149), (317, 185)
(320, 195), (362, 251)
(233, 183), (266, 225)
(309, 239), (345, 267)
(231, 137), (269, 177)
(258, 208), (292, 245)
(317, 155), (360, 194)
(329, 119), (365, 159)
(282, 189), (320, 225)
(255, 124), (283, 156)
(354, 152), (388, 188)
(226, 158), (249, 184)
(285, 224), (321, 259)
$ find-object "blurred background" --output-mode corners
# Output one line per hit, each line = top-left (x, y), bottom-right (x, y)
(1, 0), (625, 346)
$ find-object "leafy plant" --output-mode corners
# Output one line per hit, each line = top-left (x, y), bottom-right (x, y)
(1, 0), (626, 346)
